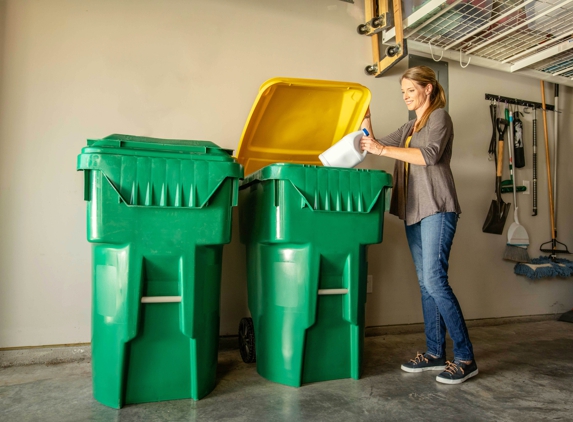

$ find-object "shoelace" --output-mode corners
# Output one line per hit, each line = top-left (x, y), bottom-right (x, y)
(410, 352), (428, 364)
(444, 361), (464, 375)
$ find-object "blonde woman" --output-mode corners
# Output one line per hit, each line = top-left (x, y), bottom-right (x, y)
(360, 66), (477, 384)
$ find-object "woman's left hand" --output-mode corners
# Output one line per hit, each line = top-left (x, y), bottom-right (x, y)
(360, 136), (384, 156)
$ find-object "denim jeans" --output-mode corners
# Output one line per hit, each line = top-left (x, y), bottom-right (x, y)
(405, 212), (474, 361)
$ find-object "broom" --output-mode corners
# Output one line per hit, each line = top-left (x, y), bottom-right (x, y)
(503, 110), (530, 263)
(514, 81), (573, 279)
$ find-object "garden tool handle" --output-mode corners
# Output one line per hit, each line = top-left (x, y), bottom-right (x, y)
(488, 104), (497, 159)
(532, 113), (537, 216)
(509, 112), (518, 209)
(540, 81), (556, 238)
(497, 140), (504, 177)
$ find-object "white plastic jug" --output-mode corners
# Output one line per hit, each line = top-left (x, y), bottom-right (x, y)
(319, 128), (369, 168)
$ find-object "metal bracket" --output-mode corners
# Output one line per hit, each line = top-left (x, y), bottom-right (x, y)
(362, 0), (407, 78)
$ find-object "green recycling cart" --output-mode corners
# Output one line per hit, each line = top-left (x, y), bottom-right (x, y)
(235, 78), (393, 387)
(77, 134), (242, 408)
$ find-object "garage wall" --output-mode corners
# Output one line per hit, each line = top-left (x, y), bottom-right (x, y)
(1, 0), (571, 348)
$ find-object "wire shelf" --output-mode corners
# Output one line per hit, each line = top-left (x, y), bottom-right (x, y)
(532, 49), (573, 76)
(394, 0), (573, 79)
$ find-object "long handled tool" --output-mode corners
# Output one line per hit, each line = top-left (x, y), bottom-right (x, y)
(553, 85), (559, 225)
(501, 107), (526, 194)
(483, 116), (511, 234)
(532, 107), (537, 216)
(539, 81), (570, 260)
(488, 102), (498, 179)
(513, 109), (525, 169)
(503, 109), (530, 262)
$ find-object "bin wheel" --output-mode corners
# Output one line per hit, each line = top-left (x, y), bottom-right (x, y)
(357, 24), (369, 35)
(238, 317), (256, 363)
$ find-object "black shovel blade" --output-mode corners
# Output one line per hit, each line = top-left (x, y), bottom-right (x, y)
(482, 200), (511, 234)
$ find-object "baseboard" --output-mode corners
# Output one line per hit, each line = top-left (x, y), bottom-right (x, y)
(0, 338), (240, 368)
(364, 313), (562, 337)
(0, 313), (562, 368)
(0, 343), (91, 368)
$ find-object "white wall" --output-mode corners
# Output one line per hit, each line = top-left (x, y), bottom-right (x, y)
(1, 0), (572, 348)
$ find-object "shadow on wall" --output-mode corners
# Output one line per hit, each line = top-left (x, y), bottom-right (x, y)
(220, 207), (249, 336)
(0, 0), (6, 131)
(0, 0), (7, 335)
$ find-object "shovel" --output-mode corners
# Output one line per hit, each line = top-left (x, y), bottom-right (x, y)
(483, 131), (511, 234)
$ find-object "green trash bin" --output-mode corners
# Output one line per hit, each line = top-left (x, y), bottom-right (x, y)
(235, 78), (393, 387)
(77, 134), (242, 408)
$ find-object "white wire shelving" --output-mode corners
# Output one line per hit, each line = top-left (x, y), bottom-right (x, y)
(378, 0), (573, 86)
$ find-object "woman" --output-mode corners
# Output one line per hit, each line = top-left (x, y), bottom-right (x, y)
(360, 66), (478, 385)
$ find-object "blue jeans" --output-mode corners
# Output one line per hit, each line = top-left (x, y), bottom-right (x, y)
(405, 212), (474, 361)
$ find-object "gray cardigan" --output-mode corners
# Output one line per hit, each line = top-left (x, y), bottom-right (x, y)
(378, 108), (461, 225)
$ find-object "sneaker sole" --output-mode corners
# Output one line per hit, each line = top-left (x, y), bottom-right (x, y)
(435, 368), (479, 384)
(401, 365), (447, 373)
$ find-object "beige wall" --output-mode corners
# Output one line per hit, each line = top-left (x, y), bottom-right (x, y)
(0, 0), (571, 348)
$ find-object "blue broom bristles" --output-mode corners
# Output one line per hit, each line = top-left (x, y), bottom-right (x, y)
(514, 255), (573, 279)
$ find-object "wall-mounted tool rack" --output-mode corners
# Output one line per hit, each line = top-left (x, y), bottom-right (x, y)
(485, 93), (555, 110)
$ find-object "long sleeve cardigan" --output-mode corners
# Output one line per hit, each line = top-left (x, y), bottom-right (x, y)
(378, 108), (461, 225)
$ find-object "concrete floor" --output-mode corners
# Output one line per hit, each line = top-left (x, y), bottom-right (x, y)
(1, 320), (572, 422)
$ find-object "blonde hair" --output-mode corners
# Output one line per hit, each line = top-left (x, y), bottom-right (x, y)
(401, 66), (446, 132)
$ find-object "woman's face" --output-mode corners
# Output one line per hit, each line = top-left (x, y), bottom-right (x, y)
(401, 78), (431, 112)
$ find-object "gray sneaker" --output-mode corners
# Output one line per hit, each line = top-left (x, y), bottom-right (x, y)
(401, 352), (447, 373)
(436, 359), (479, 384)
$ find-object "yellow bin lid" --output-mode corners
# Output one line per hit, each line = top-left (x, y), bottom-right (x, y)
(235, 77), (371, 176)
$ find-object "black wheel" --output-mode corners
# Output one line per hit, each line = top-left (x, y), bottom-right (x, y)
(385, 45), (399, 58)
(357, 24), (369, 35)
(371, 17), (384, 28)
(365, 64), (377, 76)
(238, 317), (256, 363)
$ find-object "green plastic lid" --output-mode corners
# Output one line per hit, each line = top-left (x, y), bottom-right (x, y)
(84, 134), (235, 160)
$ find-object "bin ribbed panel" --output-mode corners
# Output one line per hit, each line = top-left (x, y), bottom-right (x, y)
(115, 156), (216, 208)
(243, 164), (392, 213)
(80, 154), (241, 209)
(306, 166), (375, 212)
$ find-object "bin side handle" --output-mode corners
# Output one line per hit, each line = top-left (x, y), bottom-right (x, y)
(141, 296), (182, 303)
(232, 178), (239, 207)
(385, 187), (392, 213)
(318, 289), (348, 295)
(84, 170), (91, 201)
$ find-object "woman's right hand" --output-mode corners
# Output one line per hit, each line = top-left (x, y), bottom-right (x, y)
(360, 136), (384, 156)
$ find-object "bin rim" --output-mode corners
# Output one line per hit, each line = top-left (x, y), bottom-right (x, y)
(239, 163), (392, 189)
